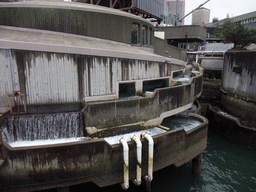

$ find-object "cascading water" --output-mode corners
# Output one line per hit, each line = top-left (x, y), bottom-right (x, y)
(1, 112), (88, 147)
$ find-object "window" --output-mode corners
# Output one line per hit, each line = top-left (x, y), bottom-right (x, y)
(143, 79), (169, 94)
(148, 28), (152, 46)
(142, 26), (147, 45)
(119, 82), (136, 99)
(131, 23), (139, 44)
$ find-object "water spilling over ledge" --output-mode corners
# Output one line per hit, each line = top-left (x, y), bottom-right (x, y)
(0, 1), (207, 191)
(1, 111), (85, 144)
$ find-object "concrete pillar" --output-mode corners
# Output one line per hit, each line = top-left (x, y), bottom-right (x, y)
(57, 186), (69, 192)
(192, 153), (202, 174)
(142, 175), (151, 192)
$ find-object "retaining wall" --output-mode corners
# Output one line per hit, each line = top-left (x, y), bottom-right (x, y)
(221, 50), (256, 126)
(0, 49), (184, 107)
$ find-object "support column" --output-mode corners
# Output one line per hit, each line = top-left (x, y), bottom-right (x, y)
(192, 153), (202, 174)
(140, 176), (151, 192)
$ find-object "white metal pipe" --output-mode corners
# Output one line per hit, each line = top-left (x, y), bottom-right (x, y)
(119, 138), (129, 190)
(131, 135), (142, 186)
(141, 132), (154, 181)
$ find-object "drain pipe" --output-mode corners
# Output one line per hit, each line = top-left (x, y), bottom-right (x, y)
(141, 132), (154, 181)
(119, 138), (129, 190)
(131, 135), (142, 186)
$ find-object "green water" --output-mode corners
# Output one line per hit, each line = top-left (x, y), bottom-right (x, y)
(41, 119), (256, 192)
(151, 129), (256, 192)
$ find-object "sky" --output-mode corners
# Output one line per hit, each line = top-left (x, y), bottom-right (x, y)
(184, 0), (256, 25)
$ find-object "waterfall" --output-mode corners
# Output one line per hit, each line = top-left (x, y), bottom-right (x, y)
(1, 112), (85, 143)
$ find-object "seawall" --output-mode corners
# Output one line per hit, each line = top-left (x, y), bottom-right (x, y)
(221, 50), (256, 127)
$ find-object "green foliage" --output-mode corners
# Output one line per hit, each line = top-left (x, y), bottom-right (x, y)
(212, 24), (223, 38)
(212, 18), (256, 48)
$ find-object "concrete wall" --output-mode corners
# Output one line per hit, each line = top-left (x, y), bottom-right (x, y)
(155, 25), (206, 41)
(0, 2), (153, 46)
(83, 74), (203, 128)
(0, 49), (184, 107)
(154, 37), (187, 61)
(221, 50), (256, 126)
(0, 116), (208, 191)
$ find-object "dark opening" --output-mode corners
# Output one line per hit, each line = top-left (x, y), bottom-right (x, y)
(142, 26), (147, 45)
(131, 23), (139, 44)
(204, 70), (222, 79)
(119, 82), (136, 99)
(173, 70), (183, 79)
(143, 79), (169, 94)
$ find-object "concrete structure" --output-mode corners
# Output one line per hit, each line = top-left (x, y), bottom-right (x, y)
(0, 1), (207, 191)
(221, 50), (256, 127)
(208, 105), (256, 147)
(155, 25), (206, 50)
(205, 11), (256, 36)
(165, 0), (185, 25)
(154, 36), (187, 60)
(192, 7), (210, 26)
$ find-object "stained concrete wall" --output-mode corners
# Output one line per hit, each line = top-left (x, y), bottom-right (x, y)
(154, 37), (187, 61)
(221, 50), (256, 126)
(84, 75), (203, 128)
(155, 25), (206, 41)
(0, 117), (208, 191)
(0, 49), (184, 107)
(0, 2), (153, 46)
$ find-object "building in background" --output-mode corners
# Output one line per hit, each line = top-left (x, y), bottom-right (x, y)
(205, 11), (256, 36)
(155, 25), (206, 51)
(164, 0), (185, 25)
(75, 0), (165, 23)
(192, 7), (210, 26)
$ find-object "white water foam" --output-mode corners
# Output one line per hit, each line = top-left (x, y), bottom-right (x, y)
(8, 137), (91, 148)
(104, 127), (166, 145)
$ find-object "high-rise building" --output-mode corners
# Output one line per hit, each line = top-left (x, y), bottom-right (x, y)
(165, 0), (185, 25)
(192, 7), (210, 26)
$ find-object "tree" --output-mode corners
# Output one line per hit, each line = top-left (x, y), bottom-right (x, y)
(212, 18), (256, 48)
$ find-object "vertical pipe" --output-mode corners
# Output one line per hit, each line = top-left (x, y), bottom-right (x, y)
(131, 135), (142, 186)
(119, 138), (129, 190)
(141, 132), (154, 181)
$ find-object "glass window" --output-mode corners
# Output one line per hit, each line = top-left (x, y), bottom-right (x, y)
(131, 23), (139, 44)
(142, 26), (147, 45)
(148, 28), (152, 46)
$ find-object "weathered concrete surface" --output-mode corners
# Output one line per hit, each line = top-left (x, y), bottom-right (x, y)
(0, 114), (208, 191)
(0, 1), (153, 45)
(83, 75), (203, 128)
(208, 105), (256, 147)
(154, 37), (187, 61)
(201, 79), (221, 101)
(155, 25), (206, 42)
(0, 25), (160, 61)
(0, 47), (184, 107)
(221, 50), (256, 126)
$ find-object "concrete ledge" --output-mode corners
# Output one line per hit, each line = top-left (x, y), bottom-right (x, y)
(0, 1), (151, 23)
(0, 116), (208, 191)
